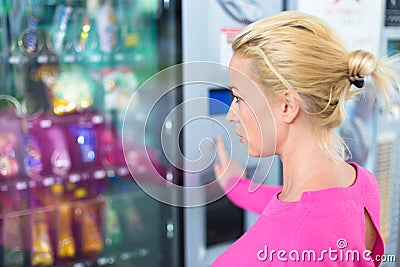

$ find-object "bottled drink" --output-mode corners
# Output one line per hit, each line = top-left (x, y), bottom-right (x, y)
(103, 195), (123, 252)
(31, 212), (54, 267)
(73, 189), (103, 258)
(96, 1), (117, 53)
(49, 4), (73, 55)
(51, 184), (76, 260)
(3, 200), (25, 267)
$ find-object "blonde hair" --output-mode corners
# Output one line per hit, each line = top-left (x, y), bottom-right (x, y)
(232, 11), (400, 162)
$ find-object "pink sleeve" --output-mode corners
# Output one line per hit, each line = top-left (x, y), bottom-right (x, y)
(223, 177), (282, 214)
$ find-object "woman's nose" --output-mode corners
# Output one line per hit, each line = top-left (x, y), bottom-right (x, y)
(226, 104), (239, 123)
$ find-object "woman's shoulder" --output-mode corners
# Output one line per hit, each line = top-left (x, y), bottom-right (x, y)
(301, 162), (379, 205)
(348, 162), (380, 197)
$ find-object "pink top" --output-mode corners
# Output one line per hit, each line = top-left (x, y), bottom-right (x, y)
(212, 162), (384, 266)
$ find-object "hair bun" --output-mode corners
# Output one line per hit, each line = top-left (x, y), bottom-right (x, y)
(348, 50), (377, 81)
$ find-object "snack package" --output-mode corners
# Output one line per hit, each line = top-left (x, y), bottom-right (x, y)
(28, 117), (72, 177)
(0, 111), (26, 180)
(51, 67), (95, 115)
(23, 134), (43, 178)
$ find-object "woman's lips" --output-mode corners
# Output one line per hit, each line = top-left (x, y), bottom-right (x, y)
(236, 132), (244, 142)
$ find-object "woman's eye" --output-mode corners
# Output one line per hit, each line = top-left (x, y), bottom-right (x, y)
(233, 96), (241, 103)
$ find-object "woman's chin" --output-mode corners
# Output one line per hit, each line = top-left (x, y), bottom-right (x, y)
(248, 148), (275, 158)
(247, 148), (261, 158)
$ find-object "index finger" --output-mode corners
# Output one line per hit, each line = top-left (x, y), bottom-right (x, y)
(215, 135), (229, 165)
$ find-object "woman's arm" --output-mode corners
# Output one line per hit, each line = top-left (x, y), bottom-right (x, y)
(223, 176), (282, 214)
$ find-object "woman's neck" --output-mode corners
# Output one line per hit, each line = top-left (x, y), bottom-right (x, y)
(277, 130), (355, 202)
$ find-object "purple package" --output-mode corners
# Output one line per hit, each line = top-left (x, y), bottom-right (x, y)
(24, 134), (44, 178)
(62, 111), (104, 171)
(47, 126), (72, 176)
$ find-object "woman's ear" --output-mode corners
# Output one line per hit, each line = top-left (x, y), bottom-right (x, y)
(281, 90), (300, 124)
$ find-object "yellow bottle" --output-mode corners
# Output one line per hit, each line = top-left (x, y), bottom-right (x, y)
(57, 203), (76, 259)
(31, 213), (54, 267)
(73, 188), (104, 258)
(52, 184), (76, 260)
(81, 202), (104, 256)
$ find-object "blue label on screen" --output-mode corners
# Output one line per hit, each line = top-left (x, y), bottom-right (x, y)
(209, 88), (233, 115)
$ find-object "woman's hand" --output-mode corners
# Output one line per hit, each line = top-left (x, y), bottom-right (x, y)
(213, 136), (246, 189)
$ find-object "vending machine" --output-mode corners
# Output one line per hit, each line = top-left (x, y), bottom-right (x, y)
(0, 0), (183, 266)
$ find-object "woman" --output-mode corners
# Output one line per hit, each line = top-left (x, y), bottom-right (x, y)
(212, 11), (399, 266)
